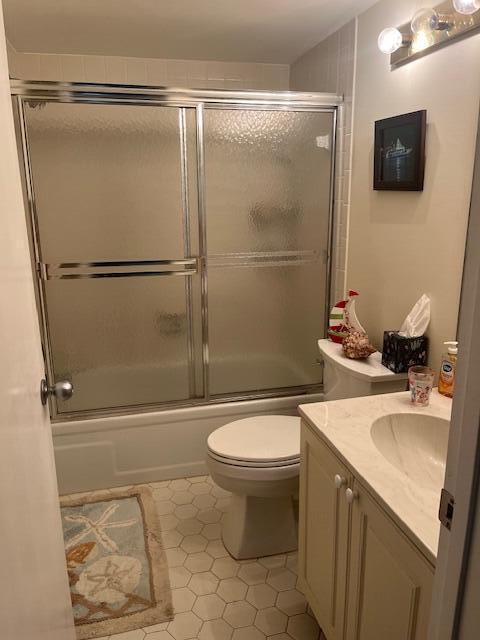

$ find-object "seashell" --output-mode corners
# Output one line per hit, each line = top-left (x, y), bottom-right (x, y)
(342, 331), (376, 359)
(66, 542), (96, 568)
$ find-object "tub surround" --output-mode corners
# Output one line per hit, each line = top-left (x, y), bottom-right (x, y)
(299, 390), (451, 563)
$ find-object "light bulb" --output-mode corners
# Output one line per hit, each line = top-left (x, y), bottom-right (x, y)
(453, 0), (480, 14)
(377, 27), (404, 54)
(411, 8), (438, 33)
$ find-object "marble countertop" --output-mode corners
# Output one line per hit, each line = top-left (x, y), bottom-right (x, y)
(299, 390), (452, 565)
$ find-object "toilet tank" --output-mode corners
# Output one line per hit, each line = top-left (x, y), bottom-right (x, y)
(318, 339), (408, 401)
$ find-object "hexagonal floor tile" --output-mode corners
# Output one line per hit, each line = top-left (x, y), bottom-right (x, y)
(156, 500), (175, 515)
(198, 618), (233, 640)
(175, 504), (199, 520)
(168, 611), (202, 640)
(266, 568), (297, 592)
(166, 547), (187, 567)
(152, 486), (173, 501)
(202, 522), (222, 540)
(193, 494), (216, 510)
(170, 479), (191, 491)
(223, 601), (256, 628)
(238, 562), (268, 586)
(197, 508), (222, 524)
(169, 566), (192, 589)
(189, 475), (208, 484)
(145, 632), (174, 640)
(206, 539), (228, 559)
(254, 607), (287, 636)
(172, 587), (196, 613)
(162, 529), (183, 550)
(258, 555), (286, 570)
(276, 589), (307, 616)
(181, 534), (208, 554)
(184, 552), (214, 573)
(286, 552), (298, 574)
(192, 593), (226, 620)
(159, 514), (180, 531)
(177, 518), (203, 536)
(212, 557), (239, 579)
(190, 482), (212, 495)
(218, 577), (248, 603)
(172, 491), (194, 506)
(231, 626), (265, 640)
(188, 571), (219, 596)
(246, 584), (277, 609)
(287, 613), (321, 640)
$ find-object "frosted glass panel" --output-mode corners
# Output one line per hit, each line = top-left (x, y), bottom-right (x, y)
(204, 110), (333, 255)
(208, 262), (325, 395)
(45, 277), (191, 413)
(25, 103), (187, 262)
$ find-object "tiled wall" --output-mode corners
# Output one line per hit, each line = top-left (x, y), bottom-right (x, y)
(6, 43), (290, 90)
(290, 20), (356, 304)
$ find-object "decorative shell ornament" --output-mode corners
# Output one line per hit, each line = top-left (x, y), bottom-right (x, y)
(328, 290), (366, 344)
(342, 331), (376, 359)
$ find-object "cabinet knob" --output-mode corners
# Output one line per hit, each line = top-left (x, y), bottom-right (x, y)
(345, 488), (358, 504)
(334, 474), (347, 489)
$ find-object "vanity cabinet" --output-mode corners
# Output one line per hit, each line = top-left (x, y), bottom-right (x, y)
(298, 420), (434, 640)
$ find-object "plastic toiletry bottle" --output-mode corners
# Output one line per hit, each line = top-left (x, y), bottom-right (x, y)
(438, 341), (458, 398)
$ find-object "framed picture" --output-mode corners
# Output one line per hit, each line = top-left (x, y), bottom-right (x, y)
(374, 110), (426, 191)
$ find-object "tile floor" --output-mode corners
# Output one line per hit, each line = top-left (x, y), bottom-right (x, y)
(88, 475), (325, 640)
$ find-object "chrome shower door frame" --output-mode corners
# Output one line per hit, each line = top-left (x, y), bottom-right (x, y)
(11, 80), (341, 421)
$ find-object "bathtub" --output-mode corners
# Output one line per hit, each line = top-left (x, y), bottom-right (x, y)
(52, 391), (323, 494)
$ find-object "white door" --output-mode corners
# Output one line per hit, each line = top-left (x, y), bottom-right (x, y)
(0, 5), (75, 640)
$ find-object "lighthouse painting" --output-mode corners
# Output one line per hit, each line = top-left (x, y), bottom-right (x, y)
(374, 110), (426, 191)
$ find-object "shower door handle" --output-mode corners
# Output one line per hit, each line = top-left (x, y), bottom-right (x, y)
(40, 379), (74, 405)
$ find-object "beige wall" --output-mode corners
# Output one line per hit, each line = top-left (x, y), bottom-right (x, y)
(290, 20), (356, 303)
(348, 0), (480, 370)
(6, 41), (289, 90)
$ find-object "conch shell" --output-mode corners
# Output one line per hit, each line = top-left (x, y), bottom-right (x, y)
(342, 331), (376, 359)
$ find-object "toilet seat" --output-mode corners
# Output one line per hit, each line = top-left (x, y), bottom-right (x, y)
(207, 415), (300, 468)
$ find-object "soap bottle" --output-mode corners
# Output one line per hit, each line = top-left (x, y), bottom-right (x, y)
(438, 341), (458, 398)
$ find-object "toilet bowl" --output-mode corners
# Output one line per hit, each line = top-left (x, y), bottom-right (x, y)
(207, 415), (300, 560)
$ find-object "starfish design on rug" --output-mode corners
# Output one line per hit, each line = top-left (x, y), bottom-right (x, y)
(64, 502), (137, 552)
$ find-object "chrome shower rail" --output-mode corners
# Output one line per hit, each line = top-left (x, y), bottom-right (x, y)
(38, 258), (199, 280)
(10, 79), (342, 110)
(12, 79), (341, 421)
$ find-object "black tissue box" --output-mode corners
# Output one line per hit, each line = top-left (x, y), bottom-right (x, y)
(381, 331), (429, 374)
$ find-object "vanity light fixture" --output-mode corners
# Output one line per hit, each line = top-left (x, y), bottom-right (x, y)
(378, 0), (480, 67)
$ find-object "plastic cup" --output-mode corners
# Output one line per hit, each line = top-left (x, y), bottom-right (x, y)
(408, 366), (435, 406)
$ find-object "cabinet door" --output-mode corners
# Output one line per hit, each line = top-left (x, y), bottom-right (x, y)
(298, 421), (351, 640)
(346, 481), (434, 640)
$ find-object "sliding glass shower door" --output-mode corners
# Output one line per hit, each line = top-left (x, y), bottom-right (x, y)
(23, 102), (203, 414)
(19, 92), (336, 419)
(203, 109), (334, 396)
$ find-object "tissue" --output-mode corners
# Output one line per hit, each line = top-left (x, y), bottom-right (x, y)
(398, 294), (430, 338)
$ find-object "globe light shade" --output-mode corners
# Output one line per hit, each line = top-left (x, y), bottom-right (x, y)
(453, 0), (480, 14)
(411, 8), (438, 34)
(377, 27), (403, 54)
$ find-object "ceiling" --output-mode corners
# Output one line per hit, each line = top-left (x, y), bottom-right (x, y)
(3, 0), (378, 64)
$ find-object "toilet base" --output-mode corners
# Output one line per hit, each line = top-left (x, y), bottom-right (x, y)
(222, 493), (298, 560)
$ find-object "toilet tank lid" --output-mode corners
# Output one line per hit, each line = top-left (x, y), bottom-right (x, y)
(207, 415), (300, 463)
(318, 339), (408, 382)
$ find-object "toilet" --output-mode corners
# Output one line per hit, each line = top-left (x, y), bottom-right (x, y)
(207, 415), (300, 560)
(207, 340), (408, 560)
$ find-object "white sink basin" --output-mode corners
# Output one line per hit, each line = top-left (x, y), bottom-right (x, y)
(370, 413), (449, 492)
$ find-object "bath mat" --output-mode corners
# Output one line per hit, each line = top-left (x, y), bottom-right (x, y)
(60, 485), (173, 639)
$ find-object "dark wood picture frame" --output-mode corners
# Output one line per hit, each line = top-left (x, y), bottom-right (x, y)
(374, 110), (426, 191)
